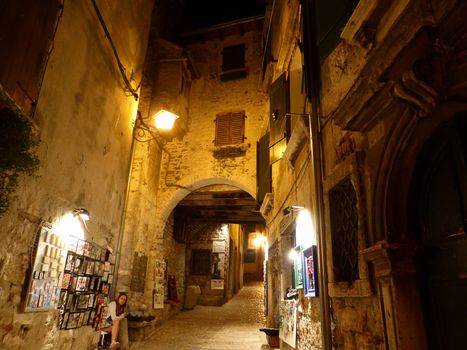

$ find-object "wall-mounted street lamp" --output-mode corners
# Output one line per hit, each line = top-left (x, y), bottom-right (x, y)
(154, 109), (179, 131)
(134, 109), (180, 143)
(73, 207), (90, 221)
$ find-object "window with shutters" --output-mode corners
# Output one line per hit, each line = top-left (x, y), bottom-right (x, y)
(0, 0), (60, 114)
(220, 44), (247, 81)
(214, 111), (246, 146)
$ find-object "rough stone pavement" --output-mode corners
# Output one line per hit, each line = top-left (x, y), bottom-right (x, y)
(130, 282), (269, 349)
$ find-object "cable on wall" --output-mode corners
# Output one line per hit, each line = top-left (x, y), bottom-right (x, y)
(90, 0), (139, 100)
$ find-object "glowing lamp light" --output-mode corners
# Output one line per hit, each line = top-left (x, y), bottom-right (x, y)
(288, 248), (299, 261)
(253, 235), (266, 247)
(154, 109), (179, 130)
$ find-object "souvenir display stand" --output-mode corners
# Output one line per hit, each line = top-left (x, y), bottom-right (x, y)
(24, 225), (67, 312)
(57, 236), (115, 330)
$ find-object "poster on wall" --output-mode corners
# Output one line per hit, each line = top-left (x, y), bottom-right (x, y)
(211, 252), (224, 279)
(211, 279), (224, 290)
(153, 259), (166, 309)
(212, 240), (225, 253)
(279, 299), (297, 348)
(302, 245), (319, 297)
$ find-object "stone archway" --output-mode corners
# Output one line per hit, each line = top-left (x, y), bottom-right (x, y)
(407, 114), (467, 349)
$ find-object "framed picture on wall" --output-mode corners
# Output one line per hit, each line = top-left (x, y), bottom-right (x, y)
(292, 245), (303, 289)
(302, 245), (318, 297)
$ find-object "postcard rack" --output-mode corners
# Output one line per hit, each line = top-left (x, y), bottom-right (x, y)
(57, 236), (115, 330)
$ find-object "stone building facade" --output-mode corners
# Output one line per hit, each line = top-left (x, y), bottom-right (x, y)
(0, 0), (154, 349)
(260, 0), (467, 349)
(1, 0), (466, 349)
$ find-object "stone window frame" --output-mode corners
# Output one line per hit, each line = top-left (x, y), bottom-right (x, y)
(324, 152), (371, 297)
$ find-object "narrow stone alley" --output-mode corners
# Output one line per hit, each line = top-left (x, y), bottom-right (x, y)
(130, 283), (266, 350)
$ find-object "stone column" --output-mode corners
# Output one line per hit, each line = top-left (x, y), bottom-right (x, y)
(363, 241), (428, 350)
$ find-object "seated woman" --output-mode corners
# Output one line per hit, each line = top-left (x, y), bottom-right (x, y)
(103, 292), (128, 349)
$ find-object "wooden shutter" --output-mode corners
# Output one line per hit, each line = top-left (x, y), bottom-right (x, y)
(215, 111), (245, 146)
(257, 132), (271, 203)
(0, 0), (60, 113)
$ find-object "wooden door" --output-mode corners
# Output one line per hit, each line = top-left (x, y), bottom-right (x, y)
(411, 115), (467, 349)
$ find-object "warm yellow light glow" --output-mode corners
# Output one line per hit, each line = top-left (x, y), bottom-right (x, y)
(154, 109), (179, 130)
(52, 213), (85, 242)
(288, 248), (299, 261)
(253, 234), (266, 247)
(296, 209), (316, 248)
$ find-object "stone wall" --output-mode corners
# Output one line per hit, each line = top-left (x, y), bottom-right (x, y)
(154, 23), (269, 228)
(0, 0), (154, 349)
(185, 223), (230, 306)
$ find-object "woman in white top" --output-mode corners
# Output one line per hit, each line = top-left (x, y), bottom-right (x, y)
(103, 292), (127, 348)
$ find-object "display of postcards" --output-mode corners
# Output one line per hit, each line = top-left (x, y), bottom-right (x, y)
(100, 249), (107, 262)
(98, 262), (104, 276)
(58, 290), (68, 308)
(27, 293), (38, 308)
(65, 254), (75, 271)
(85, 261), (95, 275)
(102, 272), (108, 282)
(75, 276), (88, 291)
(60, 312), (69, 329)
(66, 312), (81, 329)
(69, 276), (77, 292)
(104, 261), (110, 272)
(96, 294), (107, 305)
(81, 310), (90, 327)
(107, 274), (114, 285)
(65, 293), (75, 311)
(76, 240), (85, 256)
(101, 283), (109, 295)
(88, 276), (99, 291)
(67, 236), (79, 253)
(88, 310), (96, 326)
(83, 242), (91, 257)
(87, 293), (96, 308)
(73, 257), (84, 274)
(76, 294), (89, 310)
(61, 273), (71, 289)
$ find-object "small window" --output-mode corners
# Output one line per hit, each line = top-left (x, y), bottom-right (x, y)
(220, 44), (247, 81)
(190, 249), (211, 276)
(329, 176), (359, 282)
(214, 111), (245, 146)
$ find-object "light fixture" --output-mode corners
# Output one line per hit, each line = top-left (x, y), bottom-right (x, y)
(253, 234), (266, 247)
(283, 205), (304, 216)
(73, 208), (90, 221)
(153, 109), (179, 131)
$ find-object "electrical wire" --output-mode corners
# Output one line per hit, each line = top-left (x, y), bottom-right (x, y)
(90, 0), (139, 100)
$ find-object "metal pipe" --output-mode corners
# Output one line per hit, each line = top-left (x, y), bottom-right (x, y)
(111, 120), (137, 297)
(301, 0), (332, 348)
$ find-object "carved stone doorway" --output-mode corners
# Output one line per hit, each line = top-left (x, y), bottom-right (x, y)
(409, 114), (467, 349)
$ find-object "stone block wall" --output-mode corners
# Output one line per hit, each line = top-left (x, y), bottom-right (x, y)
(185, 223), (230, 306)
(0, 0), (154, 348)
(154, 24), (269, 229)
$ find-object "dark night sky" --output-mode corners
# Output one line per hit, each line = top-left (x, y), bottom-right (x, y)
(183, 0), (266, 30)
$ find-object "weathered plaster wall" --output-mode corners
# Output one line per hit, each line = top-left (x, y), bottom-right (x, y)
(0, 0), (153, 349)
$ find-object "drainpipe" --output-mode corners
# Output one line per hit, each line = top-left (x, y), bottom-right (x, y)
(111, 122), (137, 297)
(301, 0), (332, 348)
